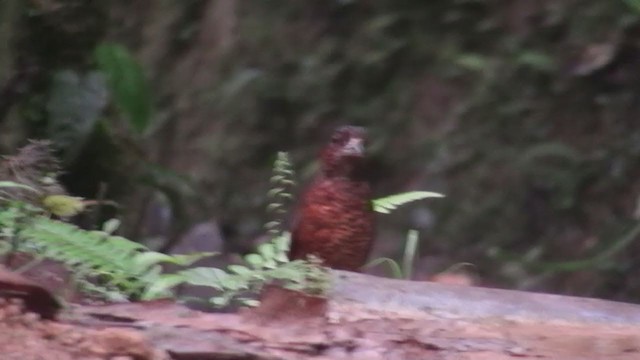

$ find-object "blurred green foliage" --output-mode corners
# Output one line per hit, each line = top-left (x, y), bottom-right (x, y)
(207, 1), (640, 300)
(624, 0), (640, 13)
(95, 43), (153, 135)
(2, 0), (640, 303)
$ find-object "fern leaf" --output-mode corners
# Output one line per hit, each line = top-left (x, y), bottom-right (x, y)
(372, 191), (444, 214)
(176, 267), (230, 288)
(244, 253), (264, 268)
(265, 152), (295, 236)
(132, 251), (217, 270)
(228, 264), (252, 275)
(19, 216), (150, 295)
(140, 274), (185, 300)
(272, 233), (290, 262)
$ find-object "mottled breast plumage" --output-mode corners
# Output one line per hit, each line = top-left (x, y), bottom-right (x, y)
(289, 126), (375, 271)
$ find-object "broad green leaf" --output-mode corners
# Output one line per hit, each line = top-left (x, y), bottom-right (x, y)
(131, 252), (172, 270)
(245, 254), (264, 268)
(95, 43), (153, 135)
(133, 251), (217, 272)
(258, 243), (275, 260)
(228, 264), (252, 275)
(273, 233), (291, 255)
(177, 267), (229, 287)
(270, 265), (305, 282)
(217, 275), (246, 291)
(261, 258), (278, 269)
(140, 274), (184, 300)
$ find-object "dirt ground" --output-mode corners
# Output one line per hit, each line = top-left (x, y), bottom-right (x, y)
(0, 299), (167, 360)
(2, 268), (640, 360)
(1, 291), (639, 360)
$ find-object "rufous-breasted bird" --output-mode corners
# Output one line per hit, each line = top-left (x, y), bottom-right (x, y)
(289, 126), (375, 271)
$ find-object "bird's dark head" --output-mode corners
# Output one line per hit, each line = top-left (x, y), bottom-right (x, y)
(320, 125), (368, 178)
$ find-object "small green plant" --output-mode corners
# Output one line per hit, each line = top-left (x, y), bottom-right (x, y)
(0, 145), (445, 308)
(155, 153), (446, 305)
(367, 192), (444, 279)
(0, 199), (214, 300)
(264, 152), (295, 237)
(154, 234), (329, 307)
(150, 152), (327, 307)
(365, 229), (420, 279)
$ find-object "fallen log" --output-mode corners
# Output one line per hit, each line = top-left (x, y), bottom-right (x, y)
(59, 270), (640, 360)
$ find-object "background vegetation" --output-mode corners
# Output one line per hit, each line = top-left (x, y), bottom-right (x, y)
(2, 0), (640, 302)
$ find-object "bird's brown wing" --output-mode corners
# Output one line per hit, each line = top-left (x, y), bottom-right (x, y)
(287, 176), (318, 261)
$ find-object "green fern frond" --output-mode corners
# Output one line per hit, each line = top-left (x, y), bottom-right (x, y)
(154, 232), (327, 307)
(1, 151), (445, 307)
(170, 259), (326, 306)
(20, 217), (148, 294)
(0, 204), (24, 236)
(265, 152), (295, 237)
(15, 216), (214, 299)
(372, 191), (444, 214)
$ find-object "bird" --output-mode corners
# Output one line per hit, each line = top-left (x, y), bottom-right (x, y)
(289, 125), (375, 271)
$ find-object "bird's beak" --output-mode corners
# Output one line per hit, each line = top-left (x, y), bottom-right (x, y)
(341, 137), (364, 156)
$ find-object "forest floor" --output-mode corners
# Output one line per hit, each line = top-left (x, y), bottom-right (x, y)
(1, 267), (640, 360)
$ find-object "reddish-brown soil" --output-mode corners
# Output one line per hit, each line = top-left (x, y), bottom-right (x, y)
(1, 267), (640, 359)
